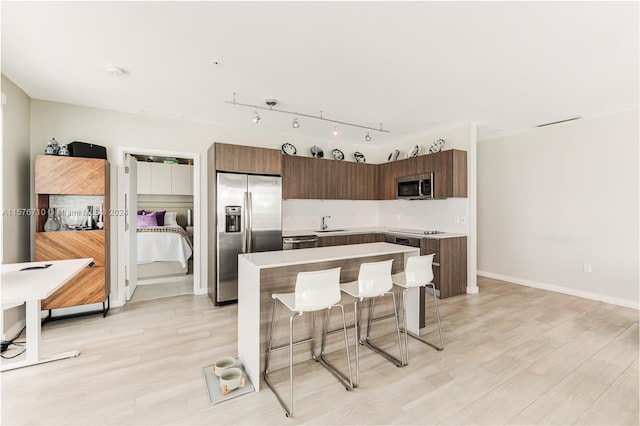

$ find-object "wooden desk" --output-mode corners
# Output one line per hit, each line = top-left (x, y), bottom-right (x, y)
(1, 258), (94, 371)
(237, 243), (420, 390)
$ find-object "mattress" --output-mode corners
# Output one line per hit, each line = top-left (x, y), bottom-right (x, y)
(137, 225), (193, 267)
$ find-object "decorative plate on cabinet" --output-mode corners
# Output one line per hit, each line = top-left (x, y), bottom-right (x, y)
(310, 146), (324, 158)
(281, 143), (297, 155)
(429, 138), (445, 153)
(354, 152), (366, 163)
(332, 149), (344, 161)
(388, 150), (400, 162)
(407, 145), (420, 158)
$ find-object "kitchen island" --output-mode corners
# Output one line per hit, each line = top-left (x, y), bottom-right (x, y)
(237, 242), (420, 390)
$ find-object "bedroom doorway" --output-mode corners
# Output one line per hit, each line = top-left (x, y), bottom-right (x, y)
(117, 147), (201, 305)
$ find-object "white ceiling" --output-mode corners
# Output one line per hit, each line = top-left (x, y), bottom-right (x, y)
(2, 1), (638, 146)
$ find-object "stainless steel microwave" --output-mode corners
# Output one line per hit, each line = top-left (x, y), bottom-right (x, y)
(397, 173), (434, 199)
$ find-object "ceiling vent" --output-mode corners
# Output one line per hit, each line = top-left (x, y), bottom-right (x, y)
(536, 116), (581, 127)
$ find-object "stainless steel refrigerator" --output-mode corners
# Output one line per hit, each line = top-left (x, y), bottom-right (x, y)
(216, 172), (282, 304)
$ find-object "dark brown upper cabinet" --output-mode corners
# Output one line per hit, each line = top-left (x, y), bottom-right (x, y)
(214, 142), (282, 175)
(282, 156), (378, 200)
(380, 149), (467, 200)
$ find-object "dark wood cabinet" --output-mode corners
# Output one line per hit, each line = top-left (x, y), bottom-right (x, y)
(34, 155), (110, 313)
(431, 149), (467, 199)
(377, 161), (396, 200)
(282, 156), (328, 199)
(214, 142), (281, 175)
(329, 161), (378, 200)
(283, 156), (378, 200)
(317, 233), (385, 247)
(420, 236), (467, 299)
(318, 231), (467, 299)
(378, 149), (467, 200)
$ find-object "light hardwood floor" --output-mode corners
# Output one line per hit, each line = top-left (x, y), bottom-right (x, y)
(2, 276), (638, 425)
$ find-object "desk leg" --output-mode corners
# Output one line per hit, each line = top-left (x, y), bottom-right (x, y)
(1, 299), (79, 372)
(25, 299), (41, 364)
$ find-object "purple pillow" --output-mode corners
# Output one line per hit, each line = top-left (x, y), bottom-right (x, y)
(155, 211), (166, 226)
(137, 212), (157, 228)
(137, 209), (145, 215)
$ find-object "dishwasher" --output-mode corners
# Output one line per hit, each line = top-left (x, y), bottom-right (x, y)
(385, 234), (428, 329)
(282, 235), (319, 250)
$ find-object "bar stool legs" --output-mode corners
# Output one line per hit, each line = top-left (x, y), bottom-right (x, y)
(264, 298), (353, 417)
(399, 282), (444, 365)
(351, 292), (405, 387)
(313, 305), (353, 390)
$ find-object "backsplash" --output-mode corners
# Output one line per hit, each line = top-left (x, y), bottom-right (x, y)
(378, 198), (469, 233)
(283, 198), (469, 233)
(283, 200), (379, 230)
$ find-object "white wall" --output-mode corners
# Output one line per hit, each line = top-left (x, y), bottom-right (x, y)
(478, 110), (639, 308)
(1, 75), (32, 339)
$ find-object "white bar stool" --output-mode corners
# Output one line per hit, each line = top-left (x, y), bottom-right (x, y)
(340, 259), (404, 387)
(263, 267), (353, 418)
(392, 254), (444, 365)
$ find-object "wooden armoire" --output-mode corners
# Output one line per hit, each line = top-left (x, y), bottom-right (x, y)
(34, 155), (110, 317)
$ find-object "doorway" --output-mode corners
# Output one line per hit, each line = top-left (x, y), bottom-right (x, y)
(116, 147), (201, 305)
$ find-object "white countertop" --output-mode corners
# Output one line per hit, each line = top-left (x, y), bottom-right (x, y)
(282, 226), (466, 240)
(239, 242), (419, 269)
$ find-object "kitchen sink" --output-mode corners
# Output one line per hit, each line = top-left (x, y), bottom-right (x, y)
(315, 229), (346, 233)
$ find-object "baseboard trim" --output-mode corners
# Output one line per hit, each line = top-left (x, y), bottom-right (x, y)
(477, 270), (639, 310)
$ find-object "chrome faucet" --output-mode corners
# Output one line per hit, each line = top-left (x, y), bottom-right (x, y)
(321, 216), (331, 230)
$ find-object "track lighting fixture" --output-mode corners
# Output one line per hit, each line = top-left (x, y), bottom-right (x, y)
(226, 93), (390, 137)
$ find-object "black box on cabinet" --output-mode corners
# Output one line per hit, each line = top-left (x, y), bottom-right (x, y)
(68, 141), (107, 160)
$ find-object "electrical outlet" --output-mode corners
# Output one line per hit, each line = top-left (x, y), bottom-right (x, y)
(459, 216), (467, 224)
(583, 263), (592, 273)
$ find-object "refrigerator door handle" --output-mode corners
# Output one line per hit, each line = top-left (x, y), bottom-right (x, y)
(246, 192), (253, 253)
(241, 192), (248, 253)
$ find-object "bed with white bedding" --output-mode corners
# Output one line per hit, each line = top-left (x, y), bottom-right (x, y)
(137, 211), (193, 279)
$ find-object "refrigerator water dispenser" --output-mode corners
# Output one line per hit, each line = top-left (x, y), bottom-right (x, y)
(225, 206), (242, 233)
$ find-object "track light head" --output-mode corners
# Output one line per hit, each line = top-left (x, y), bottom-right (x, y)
(252, 110), (260, 123)
(365, 131), (371, 142)
(292, 117), (300, 128)
(265, 99), (278, 108)
(333, 123), (338, 136)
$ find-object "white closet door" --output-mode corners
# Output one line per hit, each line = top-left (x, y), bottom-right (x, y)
(171, 164), (191, 195)
(150, 163), (172, 194)
(137, 161), (151, 194)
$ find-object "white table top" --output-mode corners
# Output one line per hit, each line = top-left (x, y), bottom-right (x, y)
(239, 242), (419, 269)
(2, 258), (94, 304)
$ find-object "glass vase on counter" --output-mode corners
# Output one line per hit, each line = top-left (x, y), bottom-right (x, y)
(44, 208), (61, 232)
